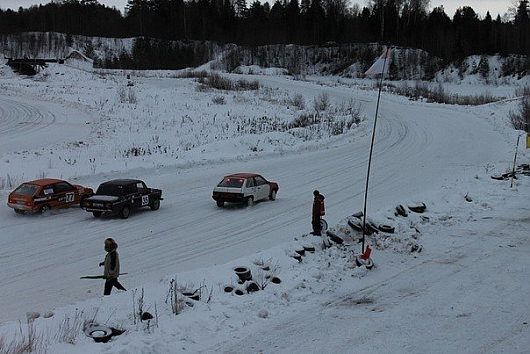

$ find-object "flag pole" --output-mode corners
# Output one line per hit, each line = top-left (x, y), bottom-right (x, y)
(510, 134), (522, 188)
(361, 46), (390, 254)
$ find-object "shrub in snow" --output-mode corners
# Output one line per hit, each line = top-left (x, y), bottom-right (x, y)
(173, 70), (208, 79)
(26, 312), (40, 321)
(313, 93), (330, 112)
(197, 74), (224, 91)
(291, 93), (305, 110)
(55, 311), (85, 344)
(128, 87), (137, 104)
(1, 316), (44, 353)
(212, 95), (226, 104)
(257, 309), (269, 318)
(166, 279), (186, 315)
(117, 85), (127, 103)
(509, 93), (530, 133)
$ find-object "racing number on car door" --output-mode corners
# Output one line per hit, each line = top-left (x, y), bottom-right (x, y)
(65, 192), (75, 203)
(141, 195), (149, 206)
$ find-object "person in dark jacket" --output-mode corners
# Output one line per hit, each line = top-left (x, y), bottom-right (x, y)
(311, 190), (325, 235)
(99, 238), (126, 295)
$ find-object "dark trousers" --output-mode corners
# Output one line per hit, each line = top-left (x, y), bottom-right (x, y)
(104, 278), (126, 295)
(312, 217), (321, 235)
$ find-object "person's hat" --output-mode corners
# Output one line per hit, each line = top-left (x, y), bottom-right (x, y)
(313, 190), (320, 196)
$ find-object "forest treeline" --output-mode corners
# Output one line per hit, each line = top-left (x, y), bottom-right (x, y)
(0, 0), (528, 64)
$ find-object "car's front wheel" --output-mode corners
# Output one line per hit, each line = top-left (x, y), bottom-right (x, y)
(14, 209), (25, 215)
(40, 204), (51, 214)
(93, 211), (102, 218)
(150, 198), (160, 211)
(216, 200), (224, 207)
(120, 206), (130, 219)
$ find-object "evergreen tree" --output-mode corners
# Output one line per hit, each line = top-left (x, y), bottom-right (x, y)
(478, 55), (490, 78)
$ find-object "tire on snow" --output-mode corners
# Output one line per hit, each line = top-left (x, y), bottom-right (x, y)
(119, 206), (130, 219)
(408, 202), (426, 213)
(378, 224), (395, 233)
(150, 198), (160, 211)
(246, 197), (254, 207)
(395, 204), (408, 217)
(269, 190), (277, 201)
(320, 219), (328, 232)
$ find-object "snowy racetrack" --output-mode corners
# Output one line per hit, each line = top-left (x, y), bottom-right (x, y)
(0, 73), (515, 326)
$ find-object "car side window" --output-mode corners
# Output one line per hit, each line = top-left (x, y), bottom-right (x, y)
(255, 176), (266, 186)
(136, 182), (145, 192)
(246, 178), (254, 188)
(54, 182), (73, 193)
(127, 184), (138, 194)
(43, 186), (54, 195)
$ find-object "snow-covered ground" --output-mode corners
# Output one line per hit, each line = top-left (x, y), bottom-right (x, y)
(0, 61), (529, 353)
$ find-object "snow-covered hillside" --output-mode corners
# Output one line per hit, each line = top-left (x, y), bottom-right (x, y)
(0, 60), (529, 353)
(1, 32), (528, 81)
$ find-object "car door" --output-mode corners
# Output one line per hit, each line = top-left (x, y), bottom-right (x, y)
(41, 184), (55, 206)
(32, 187), (47, 209)
(53, 181), (76, 207)
(127, 183), (142, 210)
(136, 181), (151, 208)
(254, 176), (270, 201)
(245, 177), (257, 199)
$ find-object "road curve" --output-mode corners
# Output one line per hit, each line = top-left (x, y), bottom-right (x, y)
(0, 80), (514, 323)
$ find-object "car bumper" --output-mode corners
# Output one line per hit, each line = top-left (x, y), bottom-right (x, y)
(84, 207), (115, 213)
(212, 193), (245, 203)
(7, 203), (37, 212)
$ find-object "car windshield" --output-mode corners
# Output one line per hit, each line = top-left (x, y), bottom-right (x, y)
(96, 184), (126, 196)
(13, 184), (39, 196)
(217, 177), (244, 188)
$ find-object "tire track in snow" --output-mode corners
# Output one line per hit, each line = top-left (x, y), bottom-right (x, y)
(0, 80), (513, 323)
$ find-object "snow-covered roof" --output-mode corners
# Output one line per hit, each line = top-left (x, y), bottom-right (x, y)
(65, 49), (93, 63)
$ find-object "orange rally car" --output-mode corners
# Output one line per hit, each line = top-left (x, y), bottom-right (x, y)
(7, 178), (94, 214)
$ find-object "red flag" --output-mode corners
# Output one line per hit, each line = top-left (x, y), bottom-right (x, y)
(360, 245), (372, 260)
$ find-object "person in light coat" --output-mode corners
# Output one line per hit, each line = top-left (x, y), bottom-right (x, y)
(99, 238), (126, 295)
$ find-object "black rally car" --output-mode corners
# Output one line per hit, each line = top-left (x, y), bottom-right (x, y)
(81, 179), (163, 219)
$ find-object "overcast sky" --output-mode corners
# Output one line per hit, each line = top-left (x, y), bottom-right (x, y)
(0, 0), (514, 18)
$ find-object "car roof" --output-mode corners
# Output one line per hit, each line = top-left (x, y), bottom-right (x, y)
(225, 173), (260, 179)
(100, 179), (143, 186)
(24, 178), (65, 186)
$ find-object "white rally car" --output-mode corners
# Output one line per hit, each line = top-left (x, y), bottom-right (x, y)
(212, 173), (279, 207)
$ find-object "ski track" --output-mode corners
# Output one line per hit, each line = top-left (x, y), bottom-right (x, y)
(0, 77), (514, 324)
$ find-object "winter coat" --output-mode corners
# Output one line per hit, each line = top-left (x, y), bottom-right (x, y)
(312, 194), (325, 219)
(103, 248), (120, 279)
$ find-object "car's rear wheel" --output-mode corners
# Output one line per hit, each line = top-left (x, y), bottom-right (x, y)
(269, 190), (277, 201)
(150, 199), (160, 211)
(120, 206), (130, 219)
(40, 204), (50, 214)
(246, 196), (254, 207)
(93, 211), (102, 218)
(216, 200), (224, 207)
